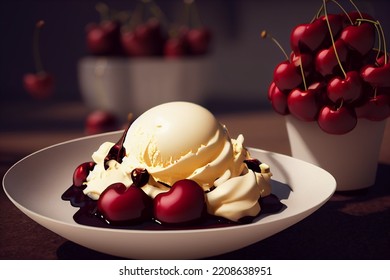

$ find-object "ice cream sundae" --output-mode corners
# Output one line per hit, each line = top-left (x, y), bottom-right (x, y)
(62, 102), (282, 228)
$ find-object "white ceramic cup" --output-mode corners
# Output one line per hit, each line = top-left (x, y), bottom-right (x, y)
(78, 57), (211, 120)
(285, 115), (387, 191)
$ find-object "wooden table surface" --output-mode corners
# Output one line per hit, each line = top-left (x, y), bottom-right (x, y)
(1, 101), (389, 259)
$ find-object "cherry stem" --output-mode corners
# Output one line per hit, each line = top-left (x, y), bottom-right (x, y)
(260, 30), (288, 60)
(348, 0), (363, 23)
(329, 0), (352, 24)
(95, 2), (110, 21)
(323, 0), (347, 78)
(184, 0), (203, 28)
(113, 9), (131, 25)
(297, 57), (307, 91)
(33, 20), (45, 74)
(312, 0), (352, 25)
(377, 20), (388, 65)
(128, 1), (144, 30)
(148, 0), (170, 30)
(312, 1), (324, 22)
(128, 0), (169, 31)
(338, 98), (344, 110)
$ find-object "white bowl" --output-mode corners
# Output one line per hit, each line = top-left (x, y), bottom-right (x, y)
(3, 131), (336, 259)
(78, 57), (211, 120)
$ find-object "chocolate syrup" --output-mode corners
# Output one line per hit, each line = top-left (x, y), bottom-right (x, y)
(61, 185), (285, 231)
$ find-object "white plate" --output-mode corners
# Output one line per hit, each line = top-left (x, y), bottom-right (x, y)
(2, 131), (336, 259)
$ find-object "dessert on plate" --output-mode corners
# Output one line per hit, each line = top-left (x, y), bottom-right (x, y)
(63, 102), (283, 228)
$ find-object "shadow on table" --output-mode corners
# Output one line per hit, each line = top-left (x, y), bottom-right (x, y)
(56, 163), (390, 260)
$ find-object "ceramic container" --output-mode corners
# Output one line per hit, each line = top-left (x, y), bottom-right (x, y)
(285, 115), (387, 191)
(78, 57), (211, 120)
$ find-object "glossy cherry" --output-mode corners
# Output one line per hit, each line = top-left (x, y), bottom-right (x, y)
(85, 110), (119, 135)
(273, 60), (303, 92)
(244, 158), (262, 173)
(23, 72), (54, 99)
(164, 36), (188, 57)
(73, 161), (96, 187)
(24, 20), (55, 99)
(317, 104), (357, 134)
(327, 71), (363, 103)
(361, 63), (390, 88)
(268, 82), (289, 115)
(154, 179), (205, 224)
(287, 82), (322, 121)
(185, 27), (211, 55)
(121, 19), (166, 57)
(98, 183), (153, 225)
(131, 168), (150, 188)
(315, 39), (348, 77)
(320, 14), (345, 42)
(340, 22), (375, 57)
(355, 94), (390, 121)
(290, 52), (313, 75)
(290, 18), (328, 54)
(86, 20), (122, 56)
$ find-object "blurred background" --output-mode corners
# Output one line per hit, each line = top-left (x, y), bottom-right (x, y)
(0, 0), (389, 128)
(1, 1), (390, 260)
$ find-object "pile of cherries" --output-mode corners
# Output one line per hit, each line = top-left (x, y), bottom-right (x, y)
(72, 160), (206, 225)
(266, 0), (390, 134)
(86, 0), (211, 58)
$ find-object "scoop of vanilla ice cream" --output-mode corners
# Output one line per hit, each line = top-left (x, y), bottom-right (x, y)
(122, 101), (247, 190)
(83, 101), (272, 222)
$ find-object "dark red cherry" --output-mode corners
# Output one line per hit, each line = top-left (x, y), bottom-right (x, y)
(98, 183), (153, 224)
(315, 39), (348, 77)
(73, 161), (96, 187)
(320, 13), (345, 40)
(85, 110), (119, 135)
(121, 19), (166, 57)
(287, 83), (321, 122)
(317, 104), (357, 135)
(244, 158), (262, 173)
(23, 20), (55, 99)
(340, 22), (376, 57)
(23, 72), (54, 99)
(327, 71), (363, 103)
(86, 20), (122, 56)
(290, 52), (313, 74)
(268, 82), (289, 115)
(290, 18), (327, 54)
(361, 63), (390, 88)
(355, 94), (390, 121)
(131, 168), (150, 188)
(185, 27), (212, 55)
(154, 179), (205, 224)
(164, 36), (189, 57)
(273, 60), (303, 92)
